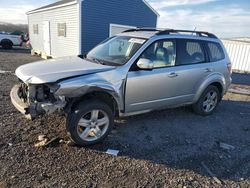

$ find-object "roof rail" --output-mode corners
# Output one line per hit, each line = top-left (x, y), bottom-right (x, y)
(122, 28), (218, 39)
(122, 28), (161, 33)
(157, 29), (218, 38)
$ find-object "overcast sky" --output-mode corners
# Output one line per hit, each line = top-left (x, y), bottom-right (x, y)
(0, 0), (249, 38)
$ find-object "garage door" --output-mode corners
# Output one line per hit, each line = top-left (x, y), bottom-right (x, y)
(109, 24), (137, 37)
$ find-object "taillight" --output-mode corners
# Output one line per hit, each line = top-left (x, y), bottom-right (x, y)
(227, 63), (232, 74)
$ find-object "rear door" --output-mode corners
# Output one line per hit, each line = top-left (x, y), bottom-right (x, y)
(174, 39), (214, 98)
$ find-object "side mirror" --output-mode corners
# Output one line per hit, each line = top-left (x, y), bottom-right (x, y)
(137, 58), (153, 70)
(78, 54), (86, 58)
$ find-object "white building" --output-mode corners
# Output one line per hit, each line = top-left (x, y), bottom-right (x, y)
(222, 39), (250, 73)
(26, 0), (158, 59)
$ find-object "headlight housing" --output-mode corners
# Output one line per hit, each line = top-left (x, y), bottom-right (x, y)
(46, 83), (60, 93)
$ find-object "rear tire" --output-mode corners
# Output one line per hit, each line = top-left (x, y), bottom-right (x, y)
(1, 40), (13, 49)
(192, 85), (221, 116)
(66, 100), (114, 146)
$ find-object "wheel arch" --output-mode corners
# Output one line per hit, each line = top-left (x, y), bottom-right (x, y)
(210, 82), (223, 96)
(68, 90), (121, 117)
(193, 74), (226, 103)
(0, 39), (13, 45)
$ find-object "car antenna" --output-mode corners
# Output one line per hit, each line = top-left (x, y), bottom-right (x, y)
(192, 27), (197, 35)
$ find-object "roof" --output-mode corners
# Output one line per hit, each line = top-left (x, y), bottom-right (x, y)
(33, 0), (75, 11)
(27, 0), (159, 16)
(142, 0), (160, 17)
(27, 0), (77, 14)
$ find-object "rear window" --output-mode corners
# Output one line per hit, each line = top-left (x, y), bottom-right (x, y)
(206, 42), (225, 62)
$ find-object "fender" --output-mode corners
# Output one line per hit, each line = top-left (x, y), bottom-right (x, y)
(55, 73), (125, 112)
(193, 72), (226, 103)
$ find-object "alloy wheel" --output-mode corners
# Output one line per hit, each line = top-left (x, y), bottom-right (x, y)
(202, 90), (218, 113)
(77, 109), (109, 142)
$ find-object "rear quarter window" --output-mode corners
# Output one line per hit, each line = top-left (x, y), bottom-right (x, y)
(206, 42), (225, 62)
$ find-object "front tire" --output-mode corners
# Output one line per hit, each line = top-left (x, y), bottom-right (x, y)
(192, 85), (221, 116)
(66, 100), (114, 146)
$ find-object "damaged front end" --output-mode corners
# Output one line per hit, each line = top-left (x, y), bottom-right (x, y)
(10, 81), (66, 119)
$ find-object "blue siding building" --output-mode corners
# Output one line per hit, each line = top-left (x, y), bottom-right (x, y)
(81, 0), (158, 54)
(27, 0), (159, 58)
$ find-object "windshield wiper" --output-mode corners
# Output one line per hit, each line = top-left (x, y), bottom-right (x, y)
(92, 58), (105, 65)
(86, 57), (106, 65)
(86, 56), (118, 66)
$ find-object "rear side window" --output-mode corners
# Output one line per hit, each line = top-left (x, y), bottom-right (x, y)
(206, 42), (225, 62)
(177, 40), (205, 65)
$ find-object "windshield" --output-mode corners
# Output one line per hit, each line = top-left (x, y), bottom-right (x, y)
(86, 36), (146, 66)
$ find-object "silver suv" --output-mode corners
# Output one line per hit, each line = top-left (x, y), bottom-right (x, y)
(11, 29), (232, 146)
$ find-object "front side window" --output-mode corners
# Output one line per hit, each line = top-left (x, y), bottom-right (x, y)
(177, 40), (205, 65)
(207, 42), (225, 62)
(139, 40), (176, 68)
(86, 36), (146, 66)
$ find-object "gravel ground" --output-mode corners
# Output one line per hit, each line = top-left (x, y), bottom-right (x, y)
(0, 47), (250, 188)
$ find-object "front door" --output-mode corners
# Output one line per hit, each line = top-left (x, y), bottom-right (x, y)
(125, 39), (182, 113)
(43, 21), (51, 55)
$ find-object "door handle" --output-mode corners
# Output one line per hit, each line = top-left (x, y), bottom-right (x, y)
(205, 68), (213, 73)
(168, 72), (178, 78)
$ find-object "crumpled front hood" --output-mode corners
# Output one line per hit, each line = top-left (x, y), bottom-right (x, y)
(15, 56), (115, 84)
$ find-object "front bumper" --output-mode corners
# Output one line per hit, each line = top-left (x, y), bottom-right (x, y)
(10, 85), (32, 119)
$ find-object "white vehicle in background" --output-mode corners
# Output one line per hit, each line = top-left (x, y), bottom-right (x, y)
(0, 32), (21, 49)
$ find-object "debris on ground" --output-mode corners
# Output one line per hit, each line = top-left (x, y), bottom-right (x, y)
(242, 127), (250, 132)
(0, 70), (12, 74)
(201, 162), (222, 184)
(34, 139), (48, 147)
(106, 149), (119, 156)
(35, 135), (48, 147)
(0, 180), (7, 187)
(219, 142), (235, 150)
(229, 86), (250, 96)
(240, 112), (250, 115)
(59, 139), (71, 145)
(34, 137), (59, 147)
(43, 137), (59, 146)
(38, 135), (46, 141)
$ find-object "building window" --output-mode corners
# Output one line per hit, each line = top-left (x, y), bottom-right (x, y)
(58, 23), (66, 37)
(33, 24), (39, 34)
